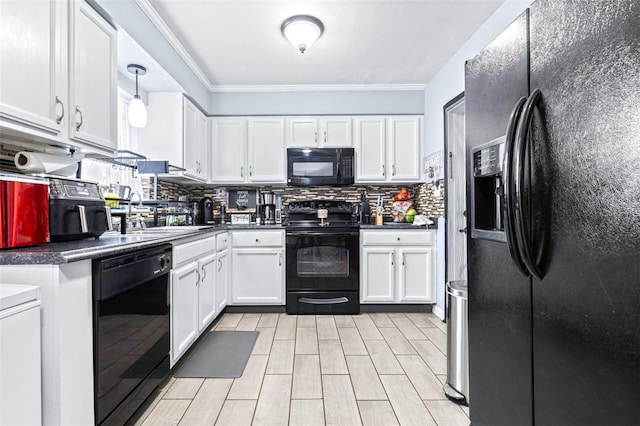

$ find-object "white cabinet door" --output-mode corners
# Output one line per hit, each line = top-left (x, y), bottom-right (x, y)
(397, 247), (434, 303)
(0, 0), (65, 135)
(183, 100), (199, 178)
(319, 117), (352, 147)
(387, 117), (421, 182)
(69, 0), (117, 153)
(248, 118), (285, 182)
(361, 247), (395, 303)
(197, 253), (217, 332)
(138, 93), (184, 164)
(355, 117), (386, 182)
(197, 110), (209, 180)
(183, 101), (208, 181)
(216, 249), (229, 313)
(171, 262), (198, 364)
(211, 118), (246, 183)
(231, 249), (284, 305)
(287, 118), (318, 147)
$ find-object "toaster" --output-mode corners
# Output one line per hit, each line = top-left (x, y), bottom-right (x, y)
(0, 173), (50, 249)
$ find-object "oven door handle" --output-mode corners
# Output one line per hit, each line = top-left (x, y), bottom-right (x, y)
(299, 297), (350, 305)
(286, 231), (359, 237)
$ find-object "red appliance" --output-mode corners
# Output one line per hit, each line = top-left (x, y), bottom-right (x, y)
(0, 174), (49, 248)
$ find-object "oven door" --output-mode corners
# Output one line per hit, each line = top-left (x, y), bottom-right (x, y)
(286, 230), (359, 291)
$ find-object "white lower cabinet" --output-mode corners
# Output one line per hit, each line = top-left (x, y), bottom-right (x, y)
(360, 230), (435, 304)
(215, 232), (230, 312)
(170, 234), (217, 366)
(216, 249), (229, 312)
(230, 230), (285, 305)
(171, 262), (199, 364)
(197, 253), (217, 332)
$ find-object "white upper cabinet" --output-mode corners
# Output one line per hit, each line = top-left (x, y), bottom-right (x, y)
(210, 117), (286, 184)
(210, 118), (247, 183)
(288, 118), (318, 147)
(0, 0), (117, 155)
(183, 100), (208, 180)
(355, 116), (422, 183)
(68, 0), (117, 153)
(139, 93), (183, 164)
(355, 117), (387, 181)
(139, 93), (208, 182)
(0, 0), (65, 135)
(287, 117), (352, 148)
(248, 118), (285, 182)
(387, 117), (422, 181)
(320, 117), (353, 147)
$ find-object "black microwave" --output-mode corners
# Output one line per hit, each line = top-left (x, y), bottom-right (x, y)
(287, 148), (354, 186)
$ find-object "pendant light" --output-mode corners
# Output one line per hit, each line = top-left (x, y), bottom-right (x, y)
(127, 64), (147, 128)
(281, 15), (324, 54)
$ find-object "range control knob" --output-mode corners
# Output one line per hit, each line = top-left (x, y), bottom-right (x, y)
(310, 202), (315, 209)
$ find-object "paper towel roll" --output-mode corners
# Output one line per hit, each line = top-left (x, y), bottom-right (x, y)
(14, 151), (79, 177)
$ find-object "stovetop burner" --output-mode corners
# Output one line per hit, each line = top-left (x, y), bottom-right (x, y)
(286, 200), (358, 231)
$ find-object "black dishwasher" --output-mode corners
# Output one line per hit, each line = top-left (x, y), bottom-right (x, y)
(92, 244), (172, 426)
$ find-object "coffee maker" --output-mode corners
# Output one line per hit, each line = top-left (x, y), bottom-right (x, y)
(196, 196), (215, 225)
(260, 191), (276, 225)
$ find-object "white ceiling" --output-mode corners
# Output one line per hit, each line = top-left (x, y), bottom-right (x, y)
(138, 0), (504, 91)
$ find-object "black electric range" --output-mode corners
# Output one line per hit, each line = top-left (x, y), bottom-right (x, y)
(285, 200), (360, 314)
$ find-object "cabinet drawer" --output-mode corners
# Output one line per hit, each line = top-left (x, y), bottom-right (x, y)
(361, 230), (433, 246)
(216, 232), (229, 252)
(173, 235), (216, 267)
(231, 230), (283, 247)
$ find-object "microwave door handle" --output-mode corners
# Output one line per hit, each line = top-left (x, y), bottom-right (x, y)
(77, 205), (88, 233)
(104, 206), (113, 231)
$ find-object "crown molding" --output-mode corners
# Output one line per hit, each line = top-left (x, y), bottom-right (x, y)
(134, 0), (216, 90)
(209, 84), (428, 93)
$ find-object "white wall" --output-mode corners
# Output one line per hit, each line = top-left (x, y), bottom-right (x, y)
(424, 0), (534, 318)
(209, 90), (424, 116)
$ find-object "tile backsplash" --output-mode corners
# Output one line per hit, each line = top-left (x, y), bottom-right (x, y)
(158, 179), (446, 222)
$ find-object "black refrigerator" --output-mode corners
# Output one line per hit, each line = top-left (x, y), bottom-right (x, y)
(465, 1), (640, 425)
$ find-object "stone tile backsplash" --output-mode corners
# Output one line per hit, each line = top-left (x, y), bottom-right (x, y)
(161, 180), (446, 221)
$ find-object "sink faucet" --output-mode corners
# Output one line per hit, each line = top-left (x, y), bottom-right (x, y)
(128, 192), (143, 216)
(128, 192), (143, 228)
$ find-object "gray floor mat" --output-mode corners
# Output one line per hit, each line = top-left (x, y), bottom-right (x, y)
(173, 330), (259, 378)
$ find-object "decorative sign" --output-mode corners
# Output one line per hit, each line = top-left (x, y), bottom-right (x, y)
(230, 213), (251, 224)
(226, 189), (258, 212)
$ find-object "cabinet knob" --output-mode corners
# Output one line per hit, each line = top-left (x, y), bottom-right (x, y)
(397, 237), (401, 241)
(255, 238), (259, 243)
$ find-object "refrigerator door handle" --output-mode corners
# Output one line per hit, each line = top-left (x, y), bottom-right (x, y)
(503, 96), (530, 277)
(514, 89), (544, 280)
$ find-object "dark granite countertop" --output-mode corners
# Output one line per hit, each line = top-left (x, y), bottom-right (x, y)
(360, 222), (437, 230)
(0, 224), (288, 266)
(0, 227), (221, 266)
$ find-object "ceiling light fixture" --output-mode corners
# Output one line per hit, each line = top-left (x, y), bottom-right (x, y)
(127, 64), (147, 128)
(281, 15), (324, 54)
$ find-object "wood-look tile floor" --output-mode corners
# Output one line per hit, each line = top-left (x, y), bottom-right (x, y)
(135, 312), (469, 426)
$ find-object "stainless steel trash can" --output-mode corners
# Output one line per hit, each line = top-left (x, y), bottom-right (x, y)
(444, 280), (468, 404)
